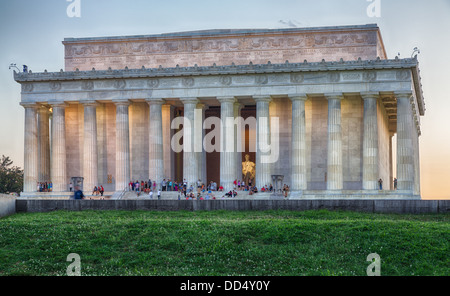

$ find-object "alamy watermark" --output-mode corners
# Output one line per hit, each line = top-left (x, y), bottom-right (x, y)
(366, 253), (381, 276)
(170, 114), (280, 164)
(66, 0), (81, 18)
(66, 253), (81, 276)
(366, 0), (381, 18)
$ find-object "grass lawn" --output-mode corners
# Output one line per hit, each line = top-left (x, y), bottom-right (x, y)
(0, 210), (448, 276)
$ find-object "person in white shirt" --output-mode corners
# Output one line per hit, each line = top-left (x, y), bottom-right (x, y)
(149, 191), (153, 199)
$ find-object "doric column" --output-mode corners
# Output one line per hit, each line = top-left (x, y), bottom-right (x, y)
(289, 94), (307, 191)
(147, 99), (165, 184)
(396, 92), (415, 192)
(254, 95), (272, 188)
(37, 105), (50, 183)
(196, 103), (208, 185)
(21, 103), (39, 192)
(82, 101), (98, 193)
(361, 92), (379, 190)
(50, 102), (68, 192)
(114, 99), (131, 191)
(162, 104), (175, 181)
(234, 102), (244, 182)
(218, 96), (237, 191)
(325, 93), (344, 190)
(181, 98), (199, 187)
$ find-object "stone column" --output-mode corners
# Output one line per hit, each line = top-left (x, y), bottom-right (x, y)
(196, 103), (208, 185)
(37, 105), (50, 183)
(21, 103), (39, 192)
(50, 102), (67, 192)
(326, 93), (344, 190)
(361, 92), (379, 190)
(254, 95), (272, 188)
(396, 92), (415, 192)
(389, 132), (394, 190)
(181, 98), (199, 187)
(147, 99), (165, 185)
(82, 101), (98, 193)
(218, 96), (237, 191)
(114, 100), (131, 191)
(234, 102), (244, 183)
(289, 94), (307, 191)
(162, 104), (175, 181)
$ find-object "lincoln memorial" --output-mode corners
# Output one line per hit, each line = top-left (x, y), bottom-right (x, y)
(13, 24), (425, 199)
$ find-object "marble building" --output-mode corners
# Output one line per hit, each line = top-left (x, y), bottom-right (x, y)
(14, 24), (425, 199)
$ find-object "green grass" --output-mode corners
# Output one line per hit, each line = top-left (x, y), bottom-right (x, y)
(0, 210), (448, 276)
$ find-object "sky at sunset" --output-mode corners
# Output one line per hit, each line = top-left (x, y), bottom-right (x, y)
(0, 0), (449, 199)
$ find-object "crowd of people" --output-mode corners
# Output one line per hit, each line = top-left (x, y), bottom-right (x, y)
(124, 177), (291, 199)
(37, 182), (53, 192)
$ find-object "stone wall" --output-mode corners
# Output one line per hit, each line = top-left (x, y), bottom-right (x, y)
(97, 103), (116, 191)
(0, 194), (16, 218)
(130, 102), (149, 182)
(270, 97), (292, 187)
(307, 97), (328, 190)
(65, 104), (83, 187)
(377, 98), (391, 189)
(342, 96), (363, 189)
(63, 25), (387, 71)
(15, 199), (450, 215)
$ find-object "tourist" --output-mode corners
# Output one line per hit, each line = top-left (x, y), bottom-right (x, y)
(168, 179), (173, 191)
(378, 179), (383, 190)
(157, 189), (161, 200)
(162, 179), (166, 191)
(93, 186), (98, 195)
(69, 182), (73, 192)
(141, 180), (144, 192)
(100, 185), (104, 197)
(73, 186), (85, 200)
(153, 181), (156, 191)
(394, 178), (398, 190)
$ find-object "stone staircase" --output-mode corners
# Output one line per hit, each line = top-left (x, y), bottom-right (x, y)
(115, 190), (287, 200)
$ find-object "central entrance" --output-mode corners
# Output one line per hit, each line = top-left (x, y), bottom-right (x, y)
(205, 105), (256, 187)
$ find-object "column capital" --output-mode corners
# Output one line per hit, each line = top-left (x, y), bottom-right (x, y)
(324, 93), (344, 100)
(112, 99), (130, 106)
(19, 102), (39, 109)
(217, 96), (236, 104)
(288, 93), (308, 101)
(146, 98), (165, 105)
(81, 100), (99, 107)
(360, 92), (379, 100)
(394, 91), (413, 100)
(253, 95), (272, 103)
(180, 97), (199, 105)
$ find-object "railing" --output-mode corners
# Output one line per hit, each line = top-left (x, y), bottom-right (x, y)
(115, 188), (128, 200)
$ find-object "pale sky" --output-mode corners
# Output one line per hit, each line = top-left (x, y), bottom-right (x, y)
(0, 0), (449, 199)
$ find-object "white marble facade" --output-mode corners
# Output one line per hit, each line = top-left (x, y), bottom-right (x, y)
(15, 25), (425, 198)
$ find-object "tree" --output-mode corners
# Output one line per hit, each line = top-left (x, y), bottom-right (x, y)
(0, 155), (23, 194)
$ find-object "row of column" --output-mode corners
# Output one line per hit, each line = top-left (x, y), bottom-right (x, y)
(21, 91), (418, 193)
